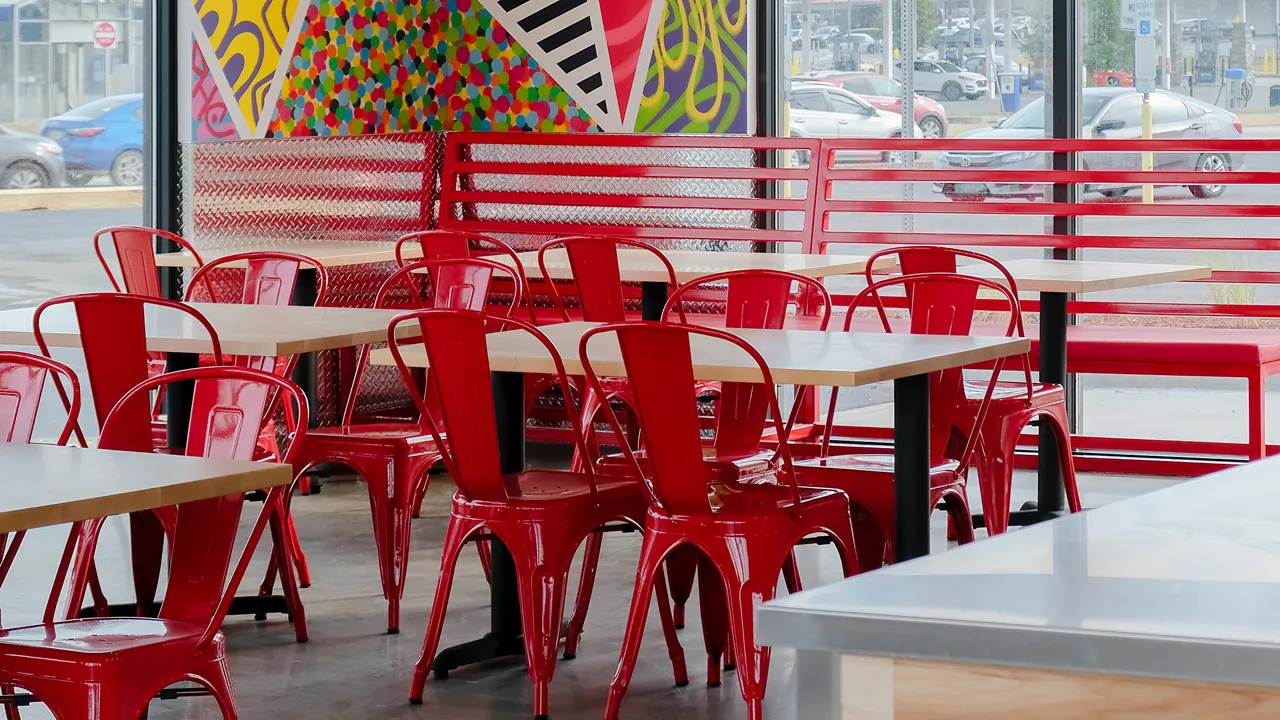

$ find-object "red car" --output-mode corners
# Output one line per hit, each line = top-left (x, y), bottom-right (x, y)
(795, 72), (949, 137)
(1092, 70), (1134, 87)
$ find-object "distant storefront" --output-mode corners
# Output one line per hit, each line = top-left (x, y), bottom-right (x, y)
(0, 0), (144, 123)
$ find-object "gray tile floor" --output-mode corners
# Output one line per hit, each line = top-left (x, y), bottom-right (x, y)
(0, 459), (1181, 720)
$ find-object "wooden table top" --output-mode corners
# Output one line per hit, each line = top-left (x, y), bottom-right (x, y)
(486, 250), (887, 284)
(153, 240), (422, 269)
(961, 259), (1211, 294)
(370, 322), (1028, 388)
(0, 302), (410, 356)
(0, 444), (289, 534)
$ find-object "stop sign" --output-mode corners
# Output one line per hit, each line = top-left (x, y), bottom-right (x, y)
(93, 22), (117, 50)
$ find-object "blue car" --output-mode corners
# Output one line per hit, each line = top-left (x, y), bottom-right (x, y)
(41, 94), (144, 186)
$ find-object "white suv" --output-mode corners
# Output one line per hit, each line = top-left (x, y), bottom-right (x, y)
(895, 60), (988, 101)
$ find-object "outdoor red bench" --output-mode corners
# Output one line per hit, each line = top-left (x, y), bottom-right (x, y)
(812, 136), (1280, 474)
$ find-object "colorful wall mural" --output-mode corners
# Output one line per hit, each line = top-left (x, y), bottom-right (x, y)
(182, 0), (750, 140)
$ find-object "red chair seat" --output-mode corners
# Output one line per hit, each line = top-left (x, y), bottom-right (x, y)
(0, 619), (217, 681)
(502, 469), (645, 503)
(706, 481), (849, 516)
(799, 453), (961, 476)
(964, 380), (1064, 402)
(306, 422), (438, 445)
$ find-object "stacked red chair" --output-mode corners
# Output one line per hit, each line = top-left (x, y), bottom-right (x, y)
(93, 225), (205, 428)
(796, 271), (1017, 569)
(870, 246), (1082, 535)
(581, 322), (858, 720)
(290, 257), (523, 634)
(185, 251), (329, 591)
(0, 367), (306, 720)
(399, 309), (687, 719)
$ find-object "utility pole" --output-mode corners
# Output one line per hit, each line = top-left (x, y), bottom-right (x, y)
(802, 0), (813, 74)
(987, 0), (997, 96)
(883, 0), (894, 78)
(1164, 0), (1172, 88)
(1004, 0), (1015, 70)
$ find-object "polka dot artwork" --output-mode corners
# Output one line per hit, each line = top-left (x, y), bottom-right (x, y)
(266, 0), (596, 136)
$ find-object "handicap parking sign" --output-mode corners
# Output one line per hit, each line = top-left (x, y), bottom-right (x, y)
(1138, 19), (1151, 35)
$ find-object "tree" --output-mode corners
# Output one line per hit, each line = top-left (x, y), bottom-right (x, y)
(1084, 0), (1133, 73)
(870, 0), (940, 52)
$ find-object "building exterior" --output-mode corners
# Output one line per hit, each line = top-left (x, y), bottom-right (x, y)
(0, 0), (144, 123)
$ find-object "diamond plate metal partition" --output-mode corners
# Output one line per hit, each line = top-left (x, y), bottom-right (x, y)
(181, 131), (806, 427)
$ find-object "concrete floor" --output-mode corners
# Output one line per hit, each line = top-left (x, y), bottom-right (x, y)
(0, 457), (1180, 720)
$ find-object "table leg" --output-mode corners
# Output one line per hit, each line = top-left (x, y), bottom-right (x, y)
(165, 351), (199, 448)
(431, 370), (527, 677)
(1036, 291), (1069, 516)
(894, 373), (931, 562)
(641, 280), (669, 321)
(290, 268), (319, 429)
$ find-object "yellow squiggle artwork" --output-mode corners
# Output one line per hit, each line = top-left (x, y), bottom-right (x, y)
(194, 0), (300, 131)
(637, 0), (749, 134)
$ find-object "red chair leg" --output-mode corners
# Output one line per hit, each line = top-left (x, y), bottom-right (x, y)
(781, 550), (803, 594)
(286, 513), (310, 588)
(563, 529), (603, 660)
(1040, 405), (1083, 513)
(973, 426), (1015, 536)
(514, 558), (570, 720)
(129, 511), (166, 616)
(409, 516), (484, 703)
(850, 513), (887, 574)
(650, 565), (689, 687)
(476, 539), (493, 584)
(605, 532), (680, 720)
(703, 543), (777, 720)
(664, 545), (699, 629)
(267, 499), (309, 643)
(2, 685), (18, 720)
(193, 657), (241, 720)
(361, 457), (414, 634)
(63, 518), (106, 620)
(697, 554), (729, 688)
(941, 490), (976, 545)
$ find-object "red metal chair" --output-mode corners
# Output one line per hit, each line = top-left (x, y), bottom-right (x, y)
(866, 247), (1081, 535)
(581, 322), (858, 720)
(93, 225), (206, 432)
(398, 309), (687, 719)
(186, 251), (329, 591)
(289, 257), (524, 633)
(796, 272), (1016, 570)
(396, 229), (537, 326)
(567, 269), (832, 651)
(0, 366), (306, 720)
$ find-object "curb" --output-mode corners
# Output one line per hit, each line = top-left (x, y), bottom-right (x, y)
(0, 187), (142, 213)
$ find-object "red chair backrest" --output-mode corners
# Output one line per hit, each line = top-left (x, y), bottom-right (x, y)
(664, 269), (832, 456)
(94, 226), (203, 296)
(841, 272), (1019, 470)
(580, 322), (800, 515)
(98, 366), (307, 646)
(385, 309), (595, 504)
(538, 236), (683, 323)
(396, 230), (534, 323)
(188, 252), (328, 374)
(340, 258), (525, 426)
(0, 352), (80, 446)
(34, 293), (224, 430)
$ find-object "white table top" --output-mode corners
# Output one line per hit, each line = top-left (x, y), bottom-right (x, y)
(370, 322), (1027, 388)
(491, 250), (886, 284)
(961, 259), (1211, 294)
(0, 443), (289, 534)
(758, 454), (1280, 690)
(153, 240), (423, 269)
(0, 302), (410, 356)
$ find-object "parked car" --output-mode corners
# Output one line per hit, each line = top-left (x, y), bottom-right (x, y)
(41, 94), (144, 186)
(833, 32), (879, 54)
(1092, 69), (1135, 87)
(811, 26), (842, 46)
(934, 87), (1243, 200)
(895, 60), (988, 100)
(797, 72), (949, 137)
(0, 125), (66, 189)
(788, 82), (922, 162)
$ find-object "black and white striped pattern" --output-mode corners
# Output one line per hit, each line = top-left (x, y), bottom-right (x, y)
(485, 0), (622, 130)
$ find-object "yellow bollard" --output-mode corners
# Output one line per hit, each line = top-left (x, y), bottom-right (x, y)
(1142, 93), (1154, 204)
